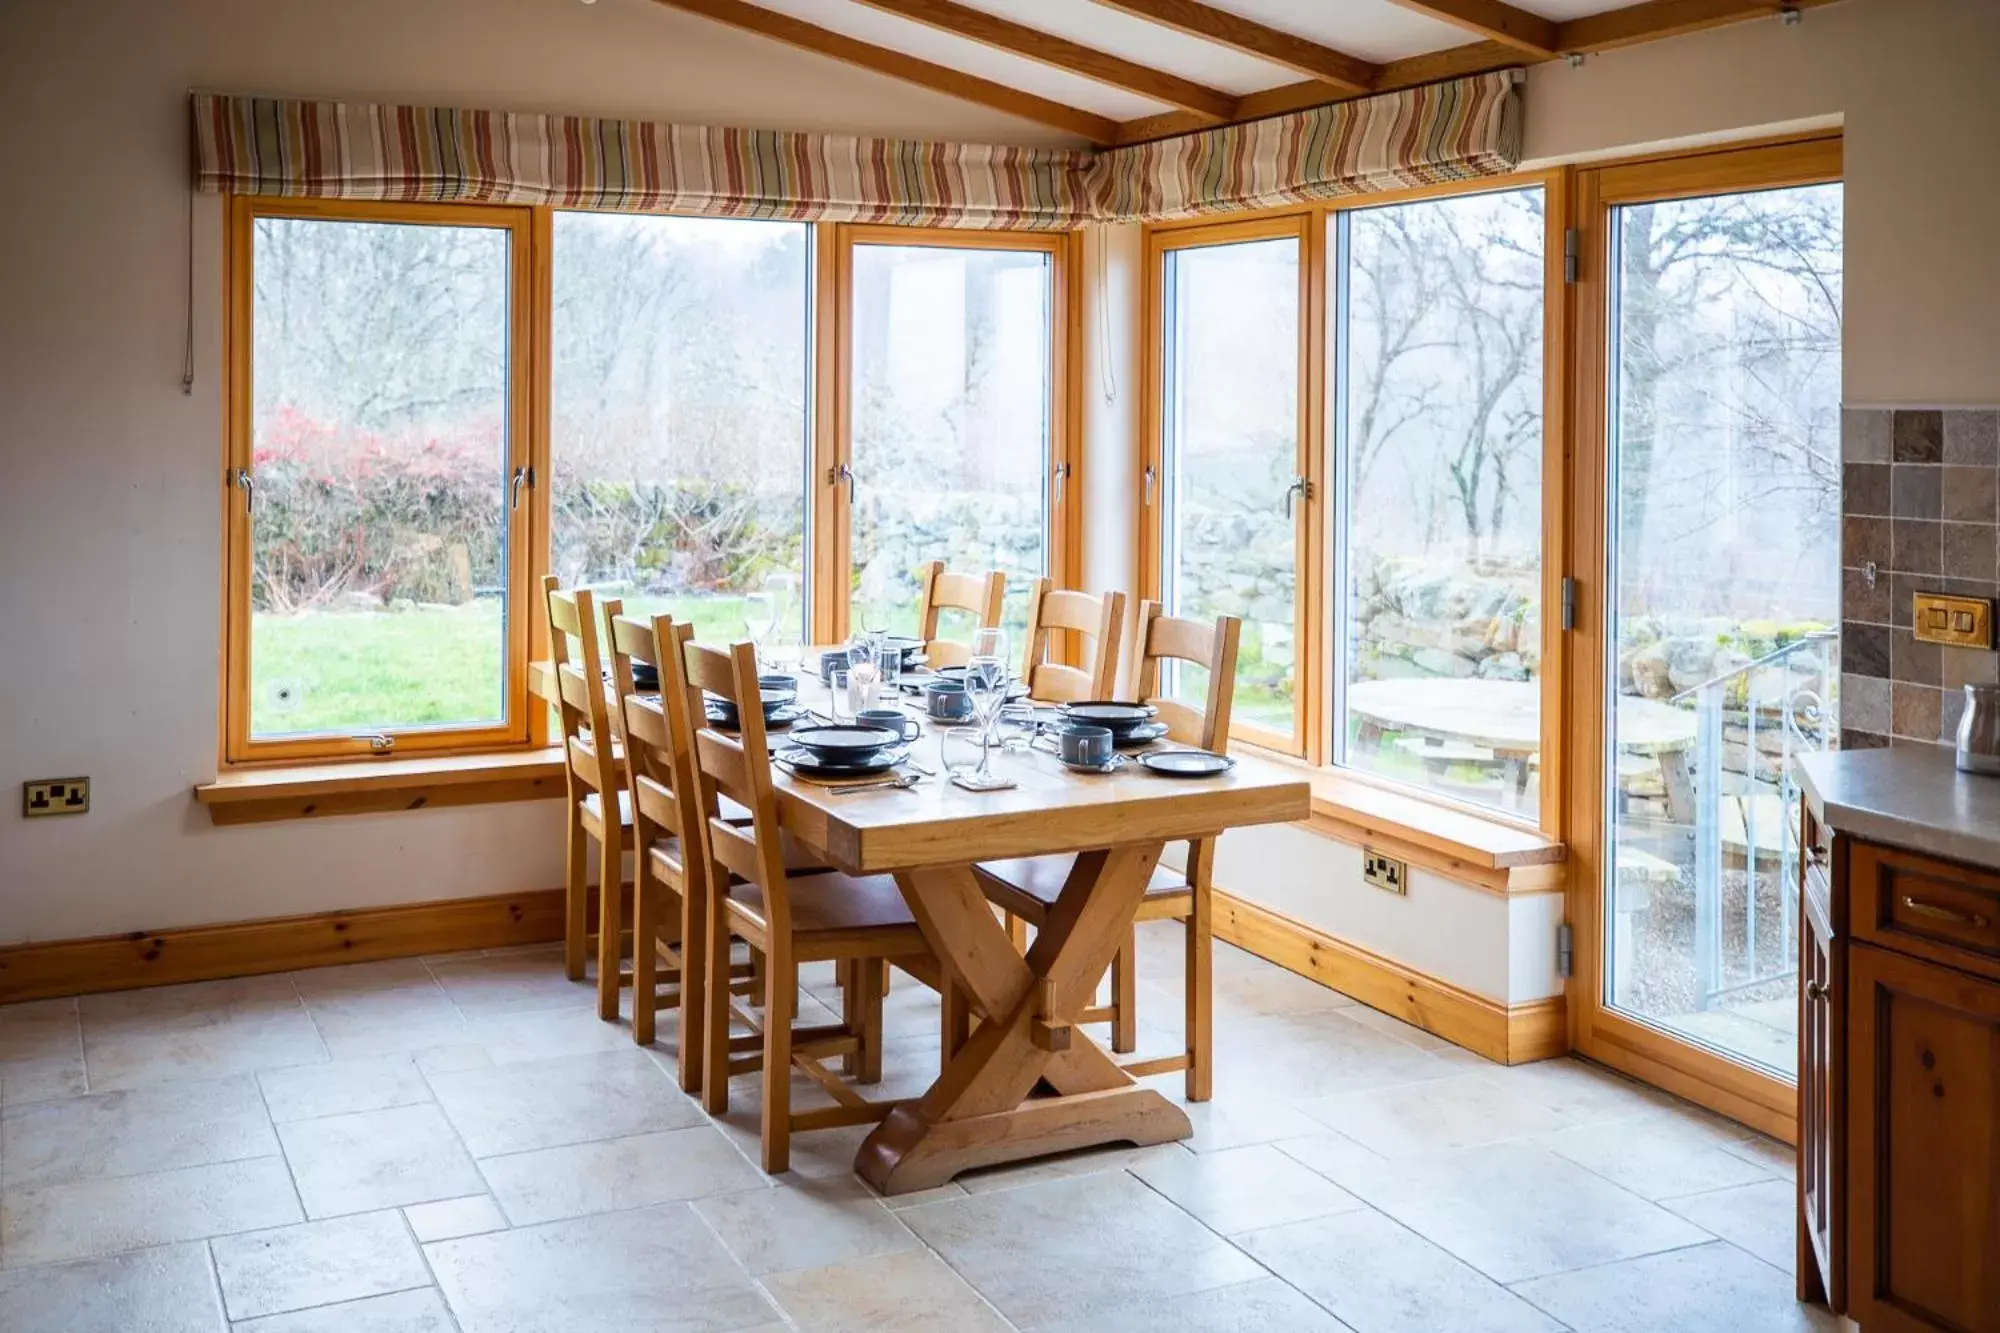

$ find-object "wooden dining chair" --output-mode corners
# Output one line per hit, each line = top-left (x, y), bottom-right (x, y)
(684, 639), (942, 1173)
(543, 575), (631, 1019)
(914, 560), (1005, 669)
(974, 602), (1241, 1101)
(1018, 580), (1126, 704)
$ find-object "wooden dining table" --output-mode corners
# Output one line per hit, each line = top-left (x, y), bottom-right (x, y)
(534, 652), (1310, 1192)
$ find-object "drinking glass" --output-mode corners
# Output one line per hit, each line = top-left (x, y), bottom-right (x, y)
(762, 572), (797, 667)
(846, 636), (880, 716)
(963, 627), (1010, 783)
(870, 628), (901, 695)
(742, 591), (775, 671)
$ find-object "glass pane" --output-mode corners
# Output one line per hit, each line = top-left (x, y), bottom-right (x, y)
(1604, 182), (1845, 1079)
(550, 214), (810, 648)
(1337, 189), (1546, 813)
(849, 245), (1051, 642)
(1161, 237), (1300, 733)
(248, 217), (512, 739)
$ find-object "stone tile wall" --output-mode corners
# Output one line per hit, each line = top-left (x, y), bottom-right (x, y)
(1842, 407), (2000, 748)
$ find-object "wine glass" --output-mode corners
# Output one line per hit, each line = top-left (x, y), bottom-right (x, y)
(761, 572), (796, 668)
(741, 590), (775, 672)
(963, 627), (1010, 783)
(846, 635), (880, 716)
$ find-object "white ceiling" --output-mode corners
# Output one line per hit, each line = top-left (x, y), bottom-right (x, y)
(727, 0), (1640, 119)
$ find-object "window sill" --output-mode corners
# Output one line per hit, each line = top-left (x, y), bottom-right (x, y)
(194, 749), (566, 825)
(1229, 749), (1565, 896)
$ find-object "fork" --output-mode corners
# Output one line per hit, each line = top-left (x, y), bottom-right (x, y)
(824, 773), (922, 795)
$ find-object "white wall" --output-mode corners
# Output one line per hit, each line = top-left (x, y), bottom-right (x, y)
(0, 0), (1078, 946)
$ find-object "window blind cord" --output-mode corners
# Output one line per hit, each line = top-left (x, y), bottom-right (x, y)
(181, 187), (195, 395)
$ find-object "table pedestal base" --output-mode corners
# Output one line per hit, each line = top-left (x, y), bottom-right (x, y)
(857, 845), (1192, 1194)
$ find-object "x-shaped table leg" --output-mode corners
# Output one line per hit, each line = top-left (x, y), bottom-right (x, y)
(856, 843), (1192, 1194)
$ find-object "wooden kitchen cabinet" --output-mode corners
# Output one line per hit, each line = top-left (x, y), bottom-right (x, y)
(1799, 803), (2000, 1332)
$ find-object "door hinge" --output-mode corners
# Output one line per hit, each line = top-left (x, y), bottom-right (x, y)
(1560, 575), (1577, 632)
(1556, 922), (1574, 979)
(1563, 228), (1580, 285)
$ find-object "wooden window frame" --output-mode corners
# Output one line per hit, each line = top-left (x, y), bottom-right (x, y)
(1137, 172), (1565, 832)
(221, 205), (1081, 770)
(1563, 133), (1844, 1143)
(220, 196), (541, 765)
(817, 225), (1079, 647)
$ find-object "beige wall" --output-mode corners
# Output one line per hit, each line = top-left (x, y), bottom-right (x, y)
(0, 0), (1076, 946)
(6, 0), (1997, 947)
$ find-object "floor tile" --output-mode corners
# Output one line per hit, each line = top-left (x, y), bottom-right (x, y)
(1721, 1132), (1797, 1179)
(0, 1241), (224, 1332)
(1151, 1088), (1330, 1153)
(1272, 1130), (1393, 1185)
(761, 1249), (1012, 1333)
(1239, 1208), (1563, 1333)
(79, 977), (327, 1092)
(426, 1203), (776, 1333)
(708, 1114), (875, 1182)
(1537, 1110), (1776, 1201)
(1327, 1141), (1714, 1284)
(693, 1176), (921, 1276)
(1130, 1142), (1365, 1235)
(277, 1103), (484, 1218)
(900, 1171), (1263, 1327)
(955, 1140), (1186, 1195)
(458, 1007), (643, 1065)
(404, 1194), (508, 1243)
(1299, 1074), (1574, 1160)
(257, 1056), (429, 1124)
(1660, 1179), (1798, 1271)
(1208, 1010), (1456, 1101)
(1479, 1058), (1677, 1125)
(1028, 1275), (1353, 1332)
(424, 950), (596, 1018)
(1, 1157), (302, 1268)
(1337, 1005), (1461, 1053)
(428, 1048), (701, 1158)
(1512, 1239), (1841, 1332)
(293, 962), (471, 1060)
(2, 1074), (277, 1189)
(1142, 960), (1358, 1022)
(210, 1211), (428, 1320)
(231, 1287), (457, 1333)
(481, 1125), (766, 1225)
(0, 999), (86, 1104)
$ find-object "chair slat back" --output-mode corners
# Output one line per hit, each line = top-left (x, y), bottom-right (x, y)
(1019, 580), (1126, 704)
(1131, 601), (1241, 752)
(684, 640), (792, 934)
(916, 560), (1006, 669)
(609, 613), (694, 849)
(543, 575), (621, 802)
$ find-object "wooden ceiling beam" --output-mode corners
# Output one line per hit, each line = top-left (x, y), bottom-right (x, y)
(1381, 0), (1558, 57)
(647, 0), (1119, 143)
(846, 0), (1237, 121)
(1083, 0), (1378, 96)
(1556, 0), (1842, 53)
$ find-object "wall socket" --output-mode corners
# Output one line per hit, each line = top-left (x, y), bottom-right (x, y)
(23, 778), (90, 818)
(1362, 848), (1408, 895)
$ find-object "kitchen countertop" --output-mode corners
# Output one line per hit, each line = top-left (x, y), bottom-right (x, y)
(1798, 745), (2000, 870)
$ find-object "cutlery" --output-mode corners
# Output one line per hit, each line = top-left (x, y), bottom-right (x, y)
(823, 773), (922, 795)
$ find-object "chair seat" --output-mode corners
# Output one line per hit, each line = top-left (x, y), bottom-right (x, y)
(725, 872), (927, 957)
(580, 788), (634, 830)
(974, 855), (1190, 923)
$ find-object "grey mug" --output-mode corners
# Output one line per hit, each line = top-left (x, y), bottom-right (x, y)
(1059, 724), (1114, 767)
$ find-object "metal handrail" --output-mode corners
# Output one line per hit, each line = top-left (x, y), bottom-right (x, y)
(1668, 628), (1838, 705)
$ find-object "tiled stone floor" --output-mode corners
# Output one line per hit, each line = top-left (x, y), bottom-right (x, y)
(0, 922), (1840, 1332)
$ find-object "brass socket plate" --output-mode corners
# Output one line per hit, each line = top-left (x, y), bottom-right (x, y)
(1911, 592), (1994, 650)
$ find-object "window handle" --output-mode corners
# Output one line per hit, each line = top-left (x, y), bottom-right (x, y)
(229, 466), (255, 513)
(1143, 464), (1157, 507)
(1053, 462), (1072, 502)
(510, 466), (535, 511)
(829, 463), (855, 504)
(1283, 476), (1309, 519)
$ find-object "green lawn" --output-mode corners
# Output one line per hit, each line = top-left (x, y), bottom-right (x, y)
(250, 594), (757, 738)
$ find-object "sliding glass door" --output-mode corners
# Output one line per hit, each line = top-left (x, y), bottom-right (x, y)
(1571, 139), (1844, 1131)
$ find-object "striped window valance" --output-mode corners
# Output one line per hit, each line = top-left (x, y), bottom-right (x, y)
(191, 73), (1521, 228)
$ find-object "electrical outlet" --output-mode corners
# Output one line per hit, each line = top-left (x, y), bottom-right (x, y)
(23, 778), (89, 818)
(1363, 848), (1407, 895)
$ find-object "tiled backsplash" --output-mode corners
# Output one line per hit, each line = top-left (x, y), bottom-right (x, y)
(1842, 407), (2000, 749)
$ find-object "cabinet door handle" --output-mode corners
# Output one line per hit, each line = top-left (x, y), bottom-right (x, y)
(1902, 896), (1991, 929)
(1804, 980), (1830, 1003)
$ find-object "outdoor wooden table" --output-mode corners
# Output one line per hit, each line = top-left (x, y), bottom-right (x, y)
(539, 653), (1309, 1192)
(1346, 677), (1698, 821)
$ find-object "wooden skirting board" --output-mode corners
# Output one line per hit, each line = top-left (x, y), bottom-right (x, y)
(1213, 890), (1567, 1066)
(0, 889), (569, 1005)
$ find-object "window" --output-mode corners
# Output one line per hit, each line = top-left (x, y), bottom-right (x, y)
(225, 199), (532, 761)
(549, 214), (811, 647)
(1153, 219), (1310, 750)
(841, 231), (1065, 644)
(1334, 188), (1548, 814)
